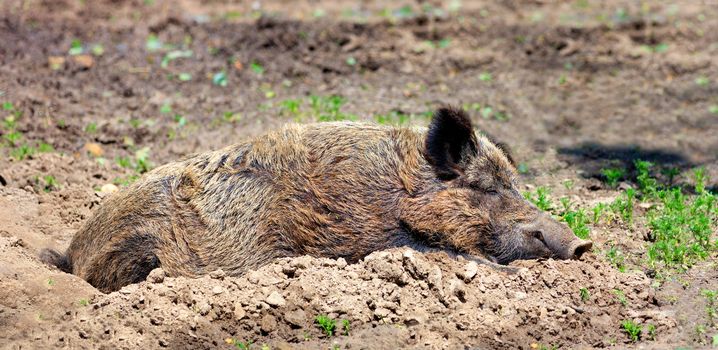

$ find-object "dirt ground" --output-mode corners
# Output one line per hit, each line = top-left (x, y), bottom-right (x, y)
(1, 0), (717, 349)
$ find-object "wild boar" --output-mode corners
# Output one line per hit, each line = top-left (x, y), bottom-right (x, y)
(41, 107), (592, 292)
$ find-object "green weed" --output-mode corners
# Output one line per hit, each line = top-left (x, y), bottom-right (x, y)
(315, 315), (336, 337)
(645, 168), (716, 271)
(621, 319), (642, 342)
(375, 110), (411, 125)
(592, 203), (608, 224)
(85, 122), (98, 133)
(524, 186), (552, 211)
(563, 208), (590, 239)
(610, 188), (635, 225)
(309, 95), (356, 122)
(703, 289), (717, 327)
(579, 287), (590, 302)
(601, 167), (625, 188)
(342, 319), (350, 336)
(613, 289), (628, 306)
(606, 246), (626, 272)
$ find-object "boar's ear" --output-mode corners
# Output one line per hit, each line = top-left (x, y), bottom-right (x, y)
(425, 107), (478, 180)
(493, 141), (516, 167)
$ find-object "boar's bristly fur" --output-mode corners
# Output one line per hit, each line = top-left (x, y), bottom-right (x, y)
(41, 107), (592, 292)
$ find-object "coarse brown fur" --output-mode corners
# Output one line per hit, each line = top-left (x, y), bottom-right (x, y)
(41, 107), (591, 292)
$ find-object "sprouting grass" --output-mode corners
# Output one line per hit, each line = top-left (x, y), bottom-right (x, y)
(250, 62), (265, 75)
(621, 319), (642, 342)
(1, 104), (55, 161)
(309, 95), (356, 122)
(610, 188), (635, 226)
(40, 175), (58, 192)
(375, 110), (412, 125)
(563, 208), (590, 239)
(227, 338), (253, 350)
(524, 186), (553, 211)
(613, 289), (628, 307)
(644, 167), (717, 272)
(579, 287), (590, 302)
(279, 99), (302, 117)
(315, 315), (336, 337)
(78, 299), (90, 307)
(525, 187), (591, 239)
(606, 246), (626, 272)
(592, 203), (608, 224)
(601, 167), (625, 188)
(342, 319), (350, 336)
(702, 289), (717, 327)
(85, 122), (98, 133)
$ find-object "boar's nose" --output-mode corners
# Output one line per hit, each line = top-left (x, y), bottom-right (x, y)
(568, 239), (593, 259)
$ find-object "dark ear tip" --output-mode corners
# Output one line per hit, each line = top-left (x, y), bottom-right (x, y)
(433, 105), (470, 122)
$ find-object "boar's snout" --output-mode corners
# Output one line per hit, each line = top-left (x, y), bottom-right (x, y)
(525, 213), (593, 260)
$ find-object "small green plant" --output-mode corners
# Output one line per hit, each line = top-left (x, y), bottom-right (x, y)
(279, 99), (302, 117)
(315, 315), (336, 337)
(479, 72), (492, 82)
(342, 319), (350, 336)
(579, 287), (590, 302)
(213, 71), (228, 87)
(250, 62), (265, 74)
(563, 208), (590, 239)
(85, 122), (98, 133)
(702, 289), (717, 327)
(646, 168), (716, 270)
(645, 324), (656, 340)
(635, 160), (658, 197)
(78, 299), (90, 306)
(524, 186), (552, 211)
(309, 95), (356, 122)
(592, 203), (608, 224)
(610, 188), (635, 225)
(41, 175), (58, 192)
(613, 289), (628, 306)
(230, 339), (253, 350)
(601, 167), (625, 188)
(68, 39), (83, 55)
(621, 319), (642, 342)
(695, 76), (710, 86)
(606, 246), (626, 272)
(375, 110), (411, 125)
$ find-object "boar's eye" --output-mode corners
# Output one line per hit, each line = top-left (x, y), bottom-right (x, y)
(469, 182), (499, 195)
(531, 231), (545, 243)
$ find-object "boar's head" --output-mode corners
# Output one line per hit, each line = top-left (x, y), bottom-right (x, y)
(400, 107), (592, 264)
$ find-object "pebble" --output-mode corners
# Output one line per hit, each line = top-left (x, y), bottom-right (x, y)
(211, 286), (224, 295)
(265, 291), (286, 307)
(260, 314), (276, 333)
(463, 261), (479, 282)
(284, 308), (307, 326)
(374, 307), (391, 318)
(209, 269), (226, 280)
(146, 268), (165, 283)
(197, 301), (211, 315)
(99, 184), (119, 196)
(233, 302), (246, 320)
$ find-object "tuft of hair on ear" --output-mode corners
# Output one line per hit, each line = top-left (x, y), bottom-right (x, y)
(480, 131), (516, 167)
(493, 141), (516, 167)
(425, 106), (478, 180)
